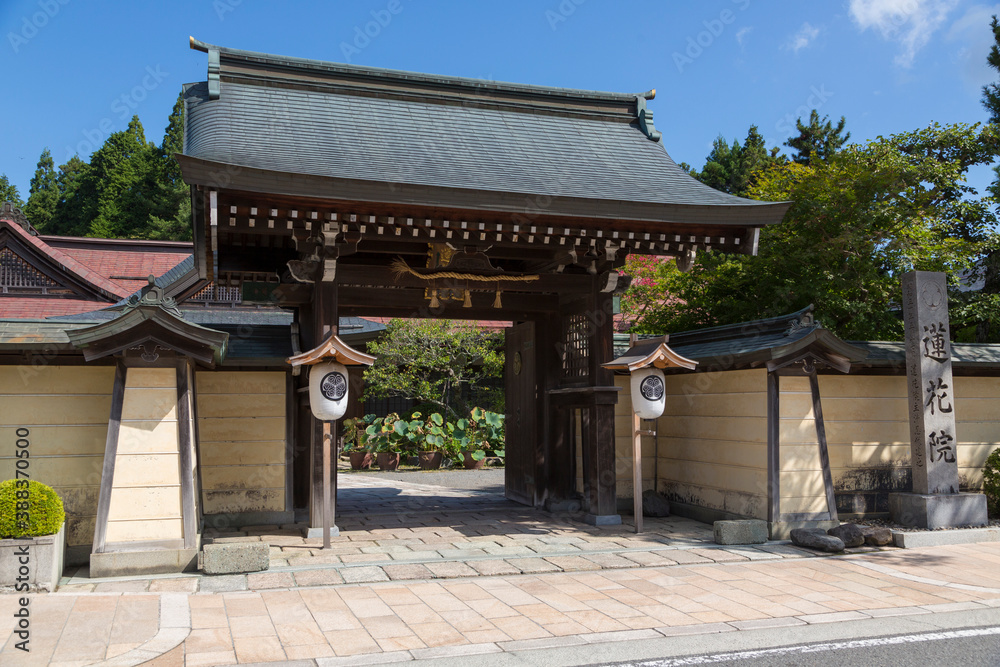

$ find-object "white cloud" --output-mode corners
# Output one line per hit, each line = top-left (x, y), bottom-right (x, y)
(848, 0), (960, 67)
(946, 4), (1000, 88)
(736, 26), (754, 47)
(785, 22), (820, 52)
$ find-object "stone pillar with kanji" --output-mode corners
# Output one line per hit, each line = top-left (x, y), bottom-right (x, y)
(889, 271), (988, 529)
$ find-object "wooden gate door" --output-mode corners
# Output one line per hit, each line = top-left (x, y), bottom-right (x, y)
(504, 322), (536, 505)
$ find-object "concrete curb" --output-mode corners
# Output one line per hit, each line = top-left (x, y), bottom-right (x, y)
(892, 526), (1000, 548)
(90, 593), (190, 666)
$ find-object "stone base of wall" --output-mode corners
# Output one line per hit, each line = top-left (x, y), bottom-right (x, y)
(889, 492), (988, 530)
(90, 548), (199, 578)
(202, 510), (294, 532)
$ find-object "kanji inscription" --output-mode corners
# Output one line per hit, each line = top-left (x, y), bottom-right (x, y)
(903, 271), (959, 495)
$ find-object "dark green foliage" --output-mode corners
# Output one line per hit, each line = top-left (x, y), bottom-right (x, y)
(24, 149), (59, 231)
(983, 15), (1000, 124)
(695, 125), (783, 197)
(363, 320), (504, 419)
(0, 174), (23, 207)
(637, 123), (999, 341)
(785, 110), (850, 165)
(977, 14), (1000, 342)
(33, 96), (190, 241)
(983, 448), (1000, 518)
(0, 480), (65, 538)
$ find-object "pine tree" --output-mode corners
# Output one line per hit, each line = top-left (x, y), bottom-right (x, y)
(697, 125), (782, 197)
(784, 110), (850, 164)
(0, 174), (23, 207)
(24, 149), (59, 232)
(977, 14), (1000, 342)
(49, 156), (92, 236)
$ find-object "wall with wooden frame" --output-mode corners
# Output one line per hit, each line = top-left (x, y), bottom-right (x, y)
(196, 371), (289, 519)
(803, 374), (1000, 516)
(0, 365), (113, 562)
(649, 369), (769, 519)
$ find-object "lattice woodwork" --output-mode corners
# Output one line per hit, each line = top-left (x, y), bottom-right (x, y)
(561, 314), (590, 379)
(0, 247), (59, 293)
(188, 281), (242, 304)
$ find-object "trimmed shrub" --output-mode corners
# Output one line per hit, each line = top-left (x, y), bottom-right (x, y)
(0, 480), (65, 538)
(984, 449), (1000, 519)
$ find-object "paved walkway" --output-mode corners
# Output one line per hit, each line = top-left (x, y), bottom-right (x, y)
(2, 473), (999, 666)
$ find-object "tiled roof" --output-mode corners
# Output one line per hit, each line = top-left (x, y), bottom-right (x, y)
(47, 241), (191, 294)
(0, 297), (116, 319)
(180, 40), (790, 227)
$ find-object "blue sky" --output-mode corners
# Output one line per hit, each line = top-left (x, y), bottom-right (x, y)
(2, 0), (999, 201)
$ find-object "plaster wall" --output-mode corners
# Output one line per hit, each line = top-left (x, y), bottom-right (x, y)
(196, 371), (287, 516)
(0, 366), (112, 550)
(651, 369), (768, 519)
(105, 367), (183, 544)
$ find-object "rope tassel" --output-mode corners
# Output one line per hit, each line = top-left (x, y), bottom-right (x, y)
(463, 289), (472, 308)
(493, 288), (502, 309)
(429, 289), (440, 309)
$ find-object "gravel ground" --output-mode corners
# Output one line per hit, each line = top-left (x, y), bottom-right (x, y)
(854, 517), (1000, 532)
(339, 464), (505, 493)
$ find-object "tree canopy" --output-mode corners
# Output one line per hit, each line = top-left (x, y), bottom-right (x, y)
(0, 174), (22, 208)
(694, 125), (782, 197)
(784, 110), (851, 165)
(627, 123), (999, 341)
(363, 320), (504, 419)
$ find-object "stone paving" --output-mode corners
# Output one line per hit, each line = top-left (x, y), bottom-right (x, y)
(57, 475), (886, 594)
(2, 473), (999, 666)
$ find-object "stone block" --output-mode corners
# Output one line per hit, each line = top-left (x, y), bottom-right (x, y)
(90, 548), (198, 578)
(859, 525), (893, 546)
(888, 492), (988, 530)
(0, 523), (65, 592)
(713, 520), (768, 545)
(201, 542), (269, 574)
(827, 524), (865, 547)
(891, 526), (1000, 549)
(790, 528), (844, 553)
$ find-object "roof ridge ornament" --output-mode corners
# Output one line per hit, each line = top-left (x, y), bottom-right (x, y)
(0, 201), (37, 236)
(123, 275), (183, 318)
(635, 92), (662, 142)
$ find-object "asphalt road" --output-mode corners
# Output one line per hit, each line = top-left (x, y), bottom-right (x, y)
(602, 626), (1000, 666)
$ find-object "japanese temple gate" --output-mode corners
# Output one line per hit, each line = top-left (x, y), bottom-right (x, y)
(173, 39), (789, 532)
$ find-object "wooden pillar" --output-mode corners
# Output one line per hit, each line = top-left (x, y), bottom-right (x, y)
(766, 371), (780, 524)
(808, 370), (839, 522)
(309, 281), (339, 536)
(536, 314), (560, 507)
(176, 359), (199, 550)
(583, 290), (619, 524)
(92, 360), (126, 554)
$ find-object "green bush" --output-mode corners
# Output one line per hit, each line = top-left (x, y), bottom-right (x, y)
(984, 449), (1000, 519)
(0, 480), (65, 538)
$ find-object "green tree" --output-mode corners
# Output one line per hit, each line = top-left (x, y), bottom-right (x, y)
(696, 125), (782, 197)
(363, 320), (504, 419)
(24, 148), (59, 232)
(49, 156), (92, 236)
(0, 174), (23, 207)
(785, 110), (850, 165)
(636, 123), (998, 341)
(141, 93), (192, 241)
(976, 14), (1000, 342)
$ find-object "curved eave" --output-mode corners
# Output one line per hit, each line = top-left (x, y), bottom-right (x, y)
(177, 155), (791, 229)
(67, 307), (229, 366)
(287, 333), (375, 367)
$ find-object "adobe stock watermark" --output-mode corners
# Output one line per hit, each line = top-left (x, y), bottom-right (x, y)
(213, 0), (242, 21)
(12, 427), (32, 652)
(61, 65), (169, 163)
(339, 0), (403, 63)
(774, 85), (834, 139)
(545, 0), (587, 31)
(673, 0), (752, 73)
(7, 0), (71, 54)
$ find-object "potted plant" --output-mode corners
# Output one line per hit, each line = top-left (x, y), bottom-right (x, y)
(460, 408), (506, 469)
(418, 413), (449, 470)
(0, 480), (66, 592)
(343, 415), (375, 470)
(367, 413), (403, 471)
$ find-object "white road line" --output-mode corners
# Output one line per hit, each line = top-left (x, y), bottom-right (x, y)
(615, 626), (1000, 666)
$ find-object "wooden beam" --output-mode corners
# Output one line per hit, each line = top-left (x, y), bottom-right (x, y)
(633, 411), (643, 534)
(92, 360), (126, 554)
(176, 359), (199, 550)
(809, 370), (839, 522)
(766, 371), (780, 525)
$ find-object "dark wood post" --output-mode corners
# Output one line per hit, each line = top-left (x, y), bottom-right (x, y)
(309, 281), (339, 538)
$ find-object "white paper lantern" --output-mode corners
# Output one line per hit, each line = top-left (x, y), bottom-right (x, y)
(630, 367), (666, 419)
(309, 361), (350, 421)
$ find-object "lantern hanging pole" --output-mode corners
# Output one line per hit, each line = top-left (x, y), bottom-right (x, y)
(323, 422), (333, 549)
(633, 411), (643, 534)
